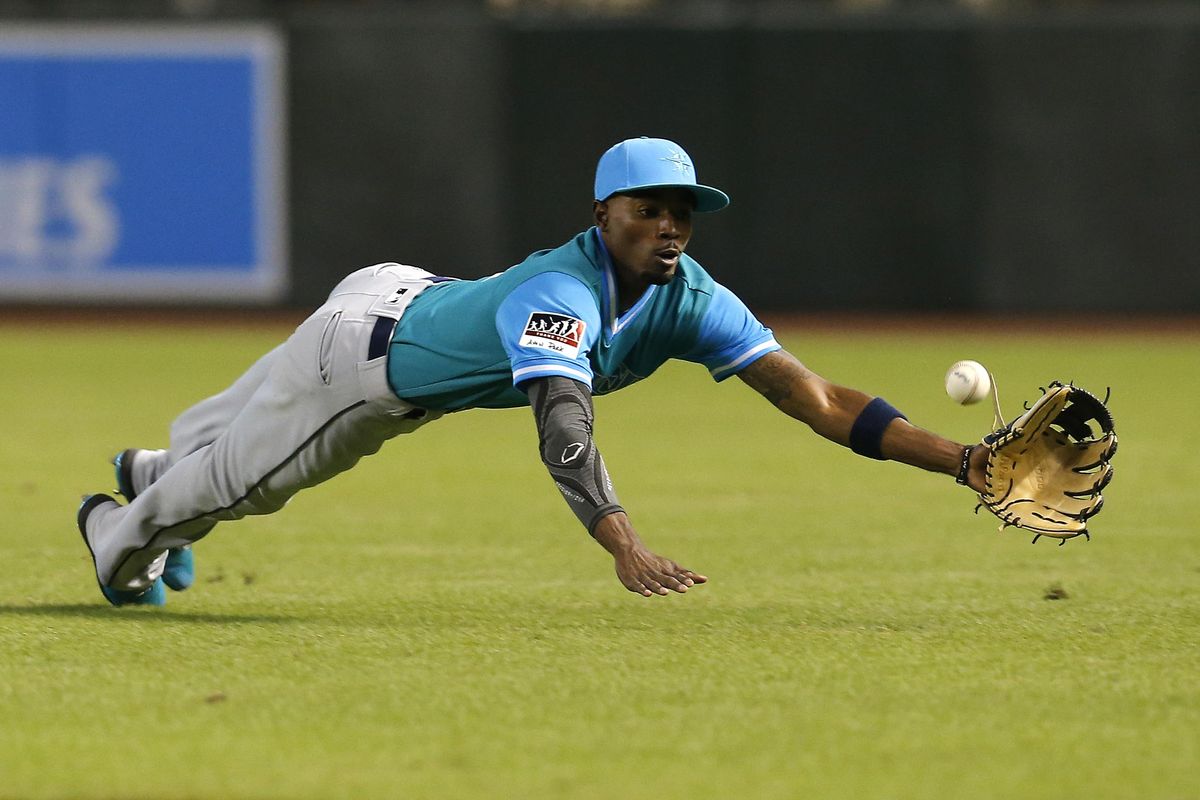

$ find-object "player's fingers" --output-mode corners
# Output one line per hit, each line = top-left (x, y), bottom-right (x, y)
(655, 559), (691, 586)
(625, 578), (653, 596)
(640, 575), (669, 596)
(656, 573), (689, 593)
(616, 569), (651, 596)
(649, 560), (703, 591)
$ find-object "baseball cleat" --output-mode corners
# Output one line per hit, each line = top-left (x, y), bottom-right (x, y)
(76, 493), (166, 607)
(112, 448), (145, 501)
(163, 546), (195, 591)
(112, 449), (195, 591)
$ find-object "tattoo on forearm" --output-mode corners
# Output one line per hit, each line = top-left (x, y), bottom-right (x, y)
(743, 353), (810, 410)
(763, 383), (791, 407)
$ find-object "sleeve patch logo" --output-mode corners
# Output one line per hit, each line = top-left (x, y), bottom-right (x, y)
(519, 312), (586, 358)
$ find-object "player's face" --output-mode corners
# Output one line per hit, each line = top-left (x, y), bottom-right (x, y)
(595, 188), (695, 296)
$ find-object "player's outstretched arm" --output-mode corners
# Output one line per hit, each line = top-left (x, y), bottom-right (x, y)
(737, 350), (987, 490)
(526, 376), (707, 596)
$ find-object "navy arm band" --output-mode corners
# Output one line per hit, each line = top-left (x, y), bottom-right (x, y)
(849, 397), (907, 460)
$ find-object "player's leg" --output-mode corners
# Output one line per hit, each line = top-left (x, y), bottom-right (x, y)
(111, 446), (198, 590)
(166, 343), (287, 468)
(111, 446), (197, 591)
(79, 269), (440, 596)
(113, 343), (286, 497)
(108, 344), (287, 590)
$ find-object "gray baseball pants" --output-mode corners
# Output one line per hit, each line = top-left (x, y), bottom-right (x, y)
(88, 264), (444, 591)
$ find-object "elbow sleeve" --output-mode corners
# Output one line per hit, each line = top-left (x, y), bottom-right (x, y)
(527, 377), (623, 532)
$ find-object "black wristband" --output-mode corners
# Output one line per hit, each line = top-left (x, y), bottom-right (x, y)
(586, 503), (626, 535)
(849, 397), (907, 460)
(955, 445), (973, 485)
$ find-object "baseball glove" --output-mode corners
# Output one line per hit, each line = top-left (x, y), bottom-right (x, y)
(977, 381), (1117, 544)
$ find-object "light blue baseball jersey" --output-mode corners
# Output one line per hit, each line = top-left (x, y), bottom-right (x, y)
(386, 228), (780, 411)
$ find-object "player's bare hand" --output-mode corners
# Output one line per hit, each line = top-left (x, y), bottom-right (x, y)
(591, 512), (707, 597)
(615, 547), (707, 597)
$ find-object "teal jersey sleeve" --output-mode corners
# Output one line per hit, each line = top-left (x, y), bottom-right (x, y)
(684, 283), (781, 381)
(496, 271), (602, 390)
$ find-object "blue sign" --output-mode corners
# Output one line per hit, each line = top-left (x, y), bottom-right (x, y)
(0, 26), (286, 302)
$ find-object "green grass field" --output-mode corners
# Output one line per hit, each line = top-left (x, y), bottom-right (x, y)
(1, 320), (1196, 799)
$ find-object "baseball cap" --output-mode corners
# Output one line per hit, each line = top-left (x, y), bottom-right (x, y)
(594, 137), (730, 213)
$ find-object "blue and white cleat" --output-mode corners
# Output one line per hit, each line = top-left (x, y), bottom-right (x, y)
(112, 448), (137, 501)
(112, 449), (195, 591)
(101, 576), (167, 607)
(113, 448), (160, 503)
(163, 546), (195, 591)
(76, 493), (166, 607)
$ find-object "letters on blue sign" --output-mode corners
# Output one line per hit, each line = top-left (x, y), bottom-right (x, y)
(0, 28), (285, 302)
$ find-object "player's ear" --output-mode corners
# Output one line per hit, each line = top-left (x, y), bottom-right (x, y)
(593, 200), (608, 230)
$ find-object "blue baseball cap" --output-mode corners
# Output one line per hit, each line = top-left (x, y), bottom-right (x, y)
(594, 137), (730, 213)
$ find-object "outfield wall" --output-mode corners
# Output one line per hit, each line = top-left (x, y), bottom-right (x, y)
(2, 4), (1197, 313)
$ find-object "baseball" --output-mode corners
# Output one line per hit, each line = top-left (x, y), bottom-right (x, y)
(944, 360), (991, 405)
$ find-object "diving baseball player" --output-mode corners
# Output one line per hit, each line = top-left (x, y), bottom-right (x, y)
(78, 136), (989, 606)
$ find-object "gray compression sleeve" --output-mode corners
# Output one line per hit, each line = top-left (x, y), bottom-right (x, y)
(526, 376), (624, 533)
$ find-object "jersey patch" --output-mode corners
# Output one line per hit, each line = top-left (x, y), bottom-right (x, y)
(518, 312), (586, 358)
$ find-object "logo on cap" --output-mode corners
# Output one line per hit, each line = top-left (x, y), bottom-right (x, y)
(661, 151), (692, 173)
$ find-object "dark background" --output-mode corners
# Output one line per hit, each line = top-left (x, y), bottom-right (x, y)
(6, 1), (1198, 313)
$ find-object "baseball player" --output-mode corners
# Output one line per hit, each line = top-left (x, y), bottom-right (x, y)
(78, 136), (988, 606)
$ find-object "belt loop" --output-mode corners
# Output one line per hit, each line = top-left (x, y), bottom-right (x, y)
(367, 316), (397, 360)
